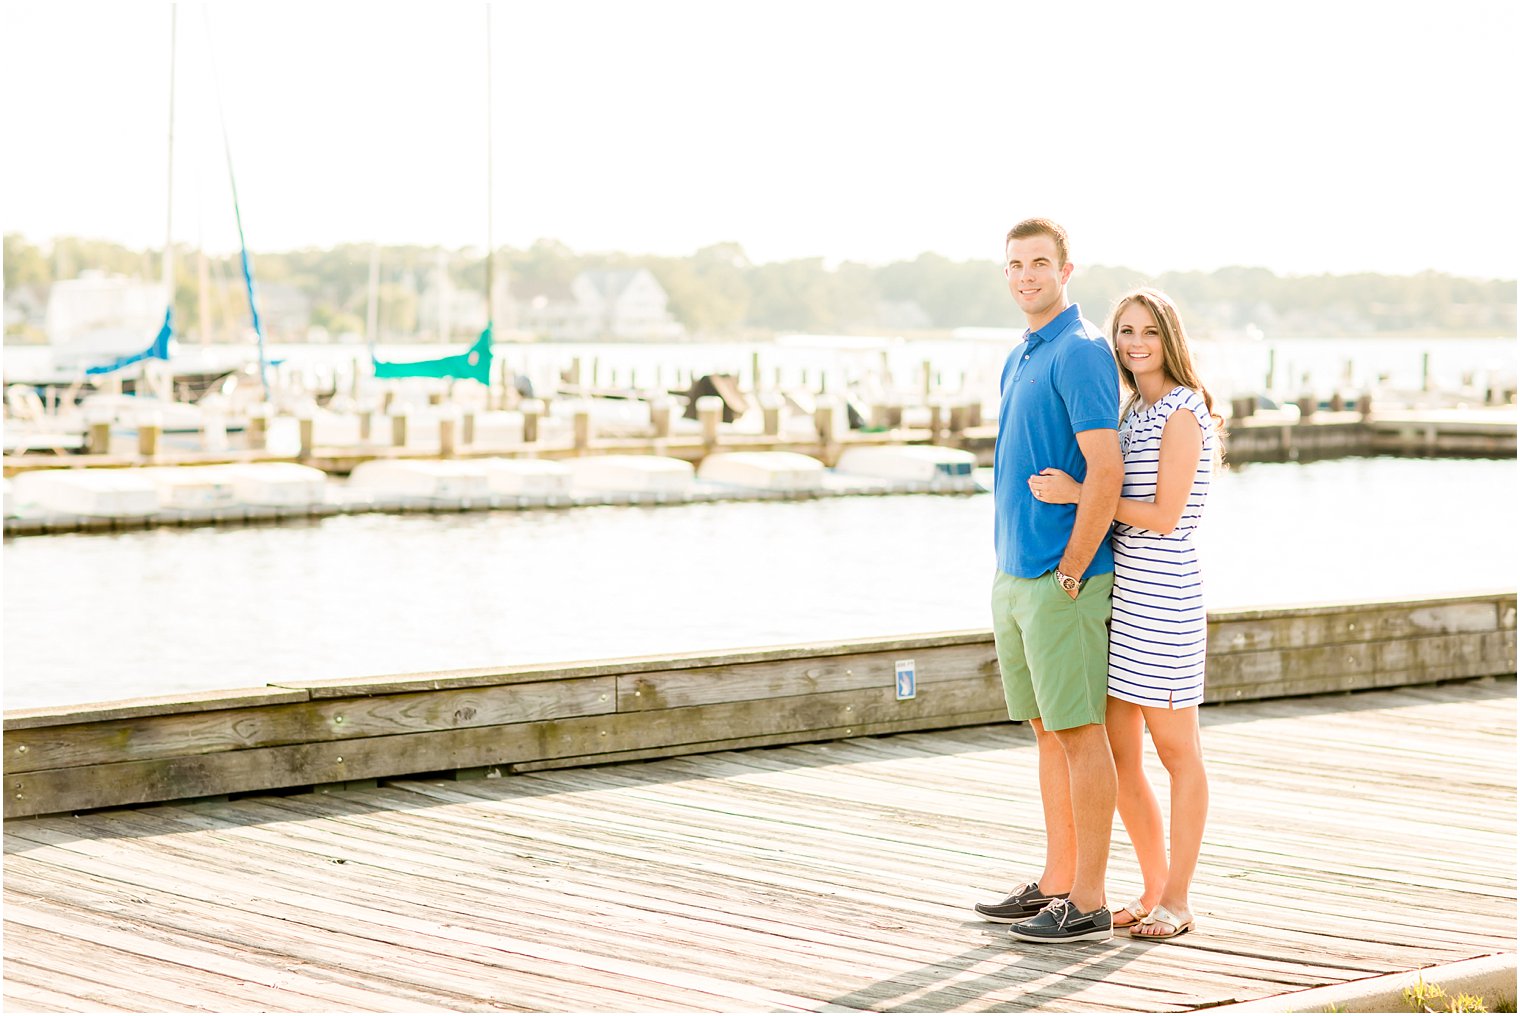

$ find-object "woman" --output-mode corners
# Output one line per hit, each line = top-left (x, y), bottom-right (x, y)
(1027, 287), (1220, 940)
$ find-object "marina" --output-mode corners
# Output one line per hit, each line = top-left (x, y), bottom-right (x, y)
(3, 405), (1514, 538)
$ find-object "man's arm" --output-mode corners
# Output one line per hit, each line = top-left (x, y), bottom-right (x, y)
(1058, 427), (1122, 597)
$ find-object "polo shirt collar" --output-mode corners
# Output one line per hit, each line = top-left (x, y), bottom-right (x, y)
(1024, 303), (1081, 347)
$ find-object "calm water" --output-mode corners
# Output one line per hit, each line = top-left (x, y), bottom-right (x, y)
(3, 456), (1515, 710)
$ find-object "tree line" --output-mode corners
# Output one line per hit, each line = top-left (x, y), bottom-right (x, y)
(5, 232), (1513, 342)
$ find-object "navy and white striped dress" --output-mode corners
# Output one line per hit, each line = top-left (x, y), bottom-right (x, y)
(1108, 385), (1216, 709)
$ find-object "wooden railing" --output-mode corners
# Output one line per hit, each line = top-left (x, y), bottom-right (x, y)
(4, 590), (1514, 819)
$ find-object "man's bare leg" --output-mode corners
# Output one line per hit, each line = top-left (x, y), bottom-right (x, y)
(1049, 721), (1117, 913)
(1030, 717), (1076, 894)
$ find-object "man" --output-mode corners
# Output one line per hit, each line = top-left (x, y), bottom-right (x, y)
(974, 217), (1123, 944)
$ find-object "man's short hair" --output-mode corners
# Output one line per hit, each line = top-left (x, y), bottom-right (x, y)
(1005, 218), (1070, 266)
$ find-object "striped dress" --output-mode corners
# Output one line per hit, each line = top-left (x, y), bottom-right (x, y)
(1108, 385), (1216, 709)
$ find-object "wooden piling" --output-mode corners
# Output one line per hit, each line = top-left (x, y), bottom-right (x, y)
(521, 400), (541, 444)
(391, 412), (408, 449)
(574, 408), (590, 451)
(137, 418), (161, 459)
(697, 395), (723, 448)
(814, 398), (836, 446)
(246, 411), (267, 452)
(650, 400), (672, 439)
(87, 420), (111, 456)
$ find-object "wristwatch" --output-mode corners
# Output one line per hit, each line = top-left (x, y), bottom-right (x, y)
(1054, 569), (1081, 593)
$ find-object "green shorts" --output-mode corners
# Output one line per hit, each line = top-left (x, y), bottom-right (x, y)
(991, 569), (1113, 731)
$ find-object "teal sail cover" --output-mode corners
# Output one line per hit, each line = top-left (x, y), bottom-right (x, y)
(373, 324), (493, 384)
(85, 307), (173, 375)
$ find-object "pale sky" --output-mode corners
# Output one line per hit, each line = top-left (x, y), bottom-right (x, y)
(2, 0), (1516, 278)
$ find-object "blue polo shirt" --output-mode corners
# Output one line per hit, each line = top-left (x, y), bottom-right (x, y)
(994, 303), (1119, 579)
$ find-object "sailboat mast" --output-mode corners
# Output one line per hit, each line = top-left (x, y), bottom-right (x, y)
(366, 245), (380, 348)
(162, 4), (177, 305)
(485, 4), (494, 328)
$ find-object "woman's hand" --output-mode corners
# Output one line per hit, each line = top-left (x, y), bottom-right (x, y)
(1028, 468), (1081, 505)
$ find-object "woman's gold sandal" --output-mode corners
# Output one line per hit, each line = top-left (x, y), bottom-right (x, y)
(1130, 904), (1194, 939)
(1111, 898), (1151, 929)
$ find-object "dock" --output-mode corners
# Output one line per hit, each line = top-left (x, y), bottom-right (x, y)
(4, 407), (1515, 480)
(4, 677), (1514, 1012)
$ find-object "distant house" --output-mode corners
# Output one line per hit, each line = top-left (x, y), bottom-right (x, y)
(518, 268), (685, 341)
(417, 269), (513, 342)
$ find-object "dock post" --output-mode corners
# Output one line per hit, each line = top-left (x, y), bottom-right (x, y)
(391, 411), (409, 448)
(1421, 352), (1432, 392)
(752, 351), (762, 393)
(1296, 394), (1316, 420)
(521, 399), (541, 443)
(650, 400), (671, 439)
(86, 416), (112, 456)
(359, 409), (373, 443)
(137, 413), (162, 459)
(921, 359), (932, 401)
(574, 407), (591, 451)
(928, 402), (943, 439)
(948, 403), (968, 436)
(1357, 393), (1373, 421)
(247, 408), (268, 451)
(697, 395), (723, 448)
(462, 411), (476, 446)
(761, 396), (781, 437)
(298, 414), (314, 459)
(439, 414), (457, 458)
(814, 397), (836, 447)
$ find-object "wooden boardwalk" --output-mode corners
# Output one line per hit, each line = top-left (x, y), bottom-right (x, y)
(4, 678), (1514, 1012)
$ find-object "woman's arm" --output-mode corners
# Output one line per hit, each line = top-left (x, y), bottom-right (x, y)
(1029, 408), (1204, 535)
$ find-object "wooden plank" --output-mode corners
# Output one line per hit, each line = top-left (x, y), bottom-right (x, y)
(1, 930), (350, 1013)
(271, 628), (994, 698)
(2, 686), (311, 731)
(509, 708), (1013, 773)
(1204, 590), (1513, 626)
(617, 641), (998, 711)
(4, 827), (847, 1013)
(4, 676), (1006, 817)
(1207, 597), (1507, 654)
(3, 675), (618, 775)
(1206, 630), (1515, 696)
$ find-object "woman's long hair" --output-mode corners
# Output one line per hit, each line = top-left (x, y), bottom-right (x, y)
(1108, 287), (1225, 451)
